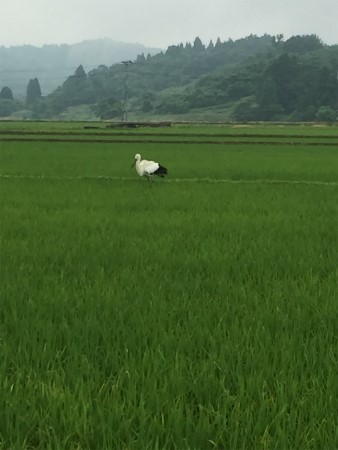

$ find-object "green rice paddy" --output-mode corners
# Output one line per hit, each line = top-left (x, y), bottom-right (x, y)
(0, 122), (337, 449)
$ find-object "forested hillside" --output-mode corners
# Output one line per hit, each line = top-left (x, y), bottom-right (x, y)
(0, 39), (161, 97)
(1, 34), (337, 121)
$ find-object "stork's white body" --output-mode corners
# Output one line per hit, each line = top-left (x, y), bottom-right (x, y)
(136, 158), (160, 177)
(132, 153), (168, 179)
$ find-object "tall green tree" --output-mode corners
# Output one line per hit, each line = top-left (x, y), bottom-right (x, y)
(193, 37), (205, 51)
(26, 78), (42, 103)
(74, 64), (87, 79)
(0, 86), (14, 100)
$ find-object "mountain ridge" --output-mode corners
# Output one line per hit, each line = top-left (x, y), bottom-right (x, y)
(0, 38), (162, 96)
(1, 34), (337, 122)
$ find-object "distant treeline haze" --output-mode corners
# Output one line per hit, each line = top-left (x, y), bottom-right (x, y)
(1, 34), (337, 121)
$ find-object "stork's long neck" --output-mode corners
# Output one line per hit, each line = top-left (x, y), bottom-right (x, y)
(135, 158), (143, 176)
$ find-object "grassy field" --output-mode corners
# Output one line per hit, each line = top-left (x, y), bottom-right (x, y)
(0, 123), (337, 449)
(1, 120), (338, 136)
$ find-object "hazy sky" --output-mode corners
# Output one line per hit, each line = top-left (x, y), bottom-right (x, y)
(1, 0), (337, 48)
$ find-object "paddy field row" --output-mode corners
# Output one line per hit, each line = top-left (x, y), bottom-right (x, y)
(0, 125), (337, 449)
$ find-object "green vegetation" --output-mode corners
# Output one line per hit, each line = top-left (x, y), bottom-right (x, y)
(0, 87), (14, 100)
(2, 34), (337, 122)
(0, 39), (161, 97)
(1, 120), (338, 136)
(26, 78), (42, 104)
(0, 123), (337, 448)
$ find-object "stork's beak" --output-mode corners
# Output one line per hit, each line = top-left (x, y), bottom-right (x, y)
(131, 160), (136, 169)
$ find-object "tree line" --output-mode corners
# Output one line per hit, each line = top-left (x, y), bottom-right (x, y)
(1, 34), (337, 121)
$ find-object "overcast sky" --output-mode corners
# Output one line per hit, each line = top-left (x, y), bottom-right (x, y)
(1, 0), (337, 49)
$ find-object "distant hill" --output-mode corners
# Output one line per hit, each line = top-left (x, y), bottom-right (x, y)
(43, 35), (275, 119)
(0, 39), (161, 97)
(1, 34), (337, 122)
(40, 34), (337, 122)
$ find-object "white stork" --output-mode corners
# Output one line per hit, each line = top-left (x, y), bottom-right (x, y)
(131, 153), (168, 180)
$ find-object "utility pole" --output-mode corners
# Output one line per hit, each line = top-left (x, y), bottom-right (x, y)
(121, 60), (133, 121)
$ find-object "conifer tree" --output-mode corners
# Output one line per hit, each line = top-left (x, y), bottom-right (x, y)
(26, 78), (42, 103)
(0, 86), (14, 100)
